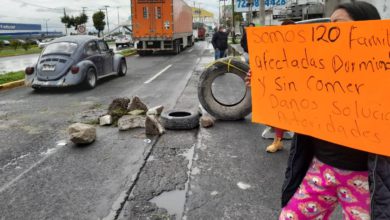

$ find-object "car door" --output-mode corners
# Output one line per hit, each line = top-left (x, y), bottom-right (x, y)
(97, 40), (113, 74)
(84, 40), (104, 76)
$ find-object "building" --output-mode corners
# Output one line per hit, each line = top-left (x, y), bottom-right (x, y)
(0, 22), (62, 40)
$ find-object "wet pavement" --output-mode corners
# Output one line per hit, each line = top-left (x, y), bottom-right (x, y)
(0, 54), (39, 74)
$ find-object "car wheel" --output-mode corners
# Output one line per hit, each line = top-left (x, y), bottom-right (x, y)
(118, 59), (127, 76)
(160, 110), (200, 130)
(198, 57), (251, 120)
(84, 68), (97, 89)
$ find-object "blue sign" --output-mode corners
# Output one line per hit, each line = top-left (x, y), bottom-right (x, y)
(0, 23), (41, 31)
(234, 0), (286, 12)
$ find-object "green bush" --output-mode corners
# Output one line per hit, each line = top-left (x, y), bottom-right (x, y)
(10, 40), (21, 50)
(0, 41), (4, 51)
(22, 42), (31, 51)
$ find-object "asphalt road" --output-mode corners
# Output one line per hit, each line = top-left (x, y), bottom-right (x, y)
(0, 41), (213, 219)
(0, 40), (341, 220)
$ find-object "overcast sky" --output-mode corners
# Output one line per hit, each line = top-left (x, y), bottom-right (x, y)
(0, 0), (221, 33)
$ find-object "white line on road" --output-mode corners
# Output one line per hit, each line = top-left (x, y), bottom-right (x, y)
(144, 64), (172, 84)
(0, 144), (64, 194)
(187, 48), (194, 53)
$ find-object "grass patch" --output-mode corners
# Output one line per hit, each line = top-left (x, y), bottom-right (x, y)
(0, 46), (42, 57)
(118, 49), (136, 57)
(0, 71), (25, 85)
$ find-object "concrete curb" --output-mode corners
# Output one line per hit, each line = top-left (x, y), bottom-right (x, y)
(0, 79), (25, 91)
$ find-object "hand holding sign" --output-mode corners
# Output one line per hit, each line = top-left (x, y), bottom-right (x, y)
(247, 20), (390, 156)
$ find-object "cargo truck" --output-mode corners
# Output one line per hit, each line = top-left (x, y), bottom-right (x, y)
(131, 0), (194, 56)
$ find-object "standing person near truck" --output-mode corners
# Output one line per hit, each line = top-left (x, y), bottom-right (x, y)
(211, 26), (229, 60)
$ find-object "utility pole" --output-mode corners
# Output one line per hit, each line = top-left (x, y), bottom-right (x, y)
(117, 6), (120, 25)
(218, 0), (221, 26)
(232, 0), (236, 43)
(63, 8), (67, 35)
(45, 19), (50, 36)
(104, 5), (110, 34)
(82, 7), (87, 14)
(259, 0), (265, 25)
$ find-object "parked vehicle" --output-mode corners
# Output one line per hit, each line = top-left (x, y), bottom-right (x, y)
(131, 0), (193, 55)
(115, 35), (133, 48)
(0, 40), (10, 46)
(25, 35), (127, 90)
(38, 38), (54, 49)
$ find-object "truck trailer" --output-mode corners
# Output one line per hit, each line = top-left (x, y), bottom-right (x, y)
(131, 0), (194, 55)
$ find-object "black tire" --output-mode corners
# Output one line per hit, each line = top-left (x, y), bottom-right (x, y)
(173, 40), (180, 55)
(198, 57), (251, 120)
(83, 67), (97, 89)
(118, 59), (127, 76)
(160, 110), (200, 130)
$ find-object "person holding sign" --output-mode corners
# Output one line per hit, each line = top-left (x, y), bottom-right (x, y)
(277, 2), (390, 220)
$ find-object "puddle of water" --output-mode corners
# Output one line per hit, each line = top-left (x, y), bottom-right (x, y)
(149, 190), (186, 219)
(150, 145), (196, 219)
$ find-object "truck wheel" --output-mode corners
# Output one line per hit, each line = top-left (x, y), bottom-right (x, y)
(198, 57), (251, 120)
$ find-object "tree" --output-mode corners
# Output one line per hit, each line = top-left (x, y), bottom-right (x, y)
(92, 11), (106, 37)
(22, 42), (31, 51)
(61, 12), (88, 30)
(10, 40), (20, 50)
(0, 41), (4, 51)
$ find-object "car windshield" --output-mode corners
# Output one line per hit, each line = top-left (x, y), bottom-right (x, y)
(42, 42), (78, 55)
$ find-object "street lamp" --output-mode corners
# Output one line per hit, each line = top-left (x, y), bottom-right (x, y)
(104, 5), (110, 34)
(44, 19), (50, 37)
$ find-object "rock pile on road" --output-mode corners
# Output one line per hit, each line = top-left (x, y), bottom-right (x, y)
(102, 96), (165, 135)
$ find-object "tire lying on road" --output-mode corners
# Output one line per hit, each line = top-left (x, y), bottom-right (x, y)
(198, 57), (251, 120)
(160, 110), (200, 130)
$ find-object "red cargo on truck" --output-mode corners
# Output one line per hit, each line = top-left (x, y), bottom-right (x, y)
(131, 0), (194, 55)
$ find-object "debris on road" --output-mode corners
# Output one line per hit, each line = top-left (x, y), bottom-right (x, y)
(199, 115), (215, 128)
(146, 105), (164, 116)
(128, 96), (148, 112)
(118, 115), (146, 131)
(108, 97), (131, 123)
(128, 109), (145, 116)
(145, 115), (165, 135)
(67, 123), (96, 144)
(99, 115), (113, 126)
(160, 110), (199, 130)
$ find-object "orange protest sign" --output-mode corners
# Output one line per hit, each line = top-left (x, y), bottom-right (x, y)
(247, 20), (390, 156)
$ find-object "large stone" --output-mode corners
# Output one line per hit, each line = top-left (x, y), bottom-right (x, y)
(108, 98), (131, 123)
(146, 105), (164, 116)
(118, 115), (146, 131)
(67, 123), (96, 144)
(128, 96), (148, 112)
(200, 115), (215, 128)
(145, 115), (165, 135)
(99, 115), (113, 126)
(128, 109), (145, 116)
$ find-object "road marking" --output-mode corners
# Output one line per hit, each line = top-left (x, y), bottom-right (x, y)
(0, 144), (64, 194)
(187, 48), (194, 53)
(144, 64), (172, 84)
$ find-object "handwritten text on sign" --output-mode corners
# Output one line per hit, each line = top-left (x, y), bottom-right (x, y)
(247, 20), (390, 156)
